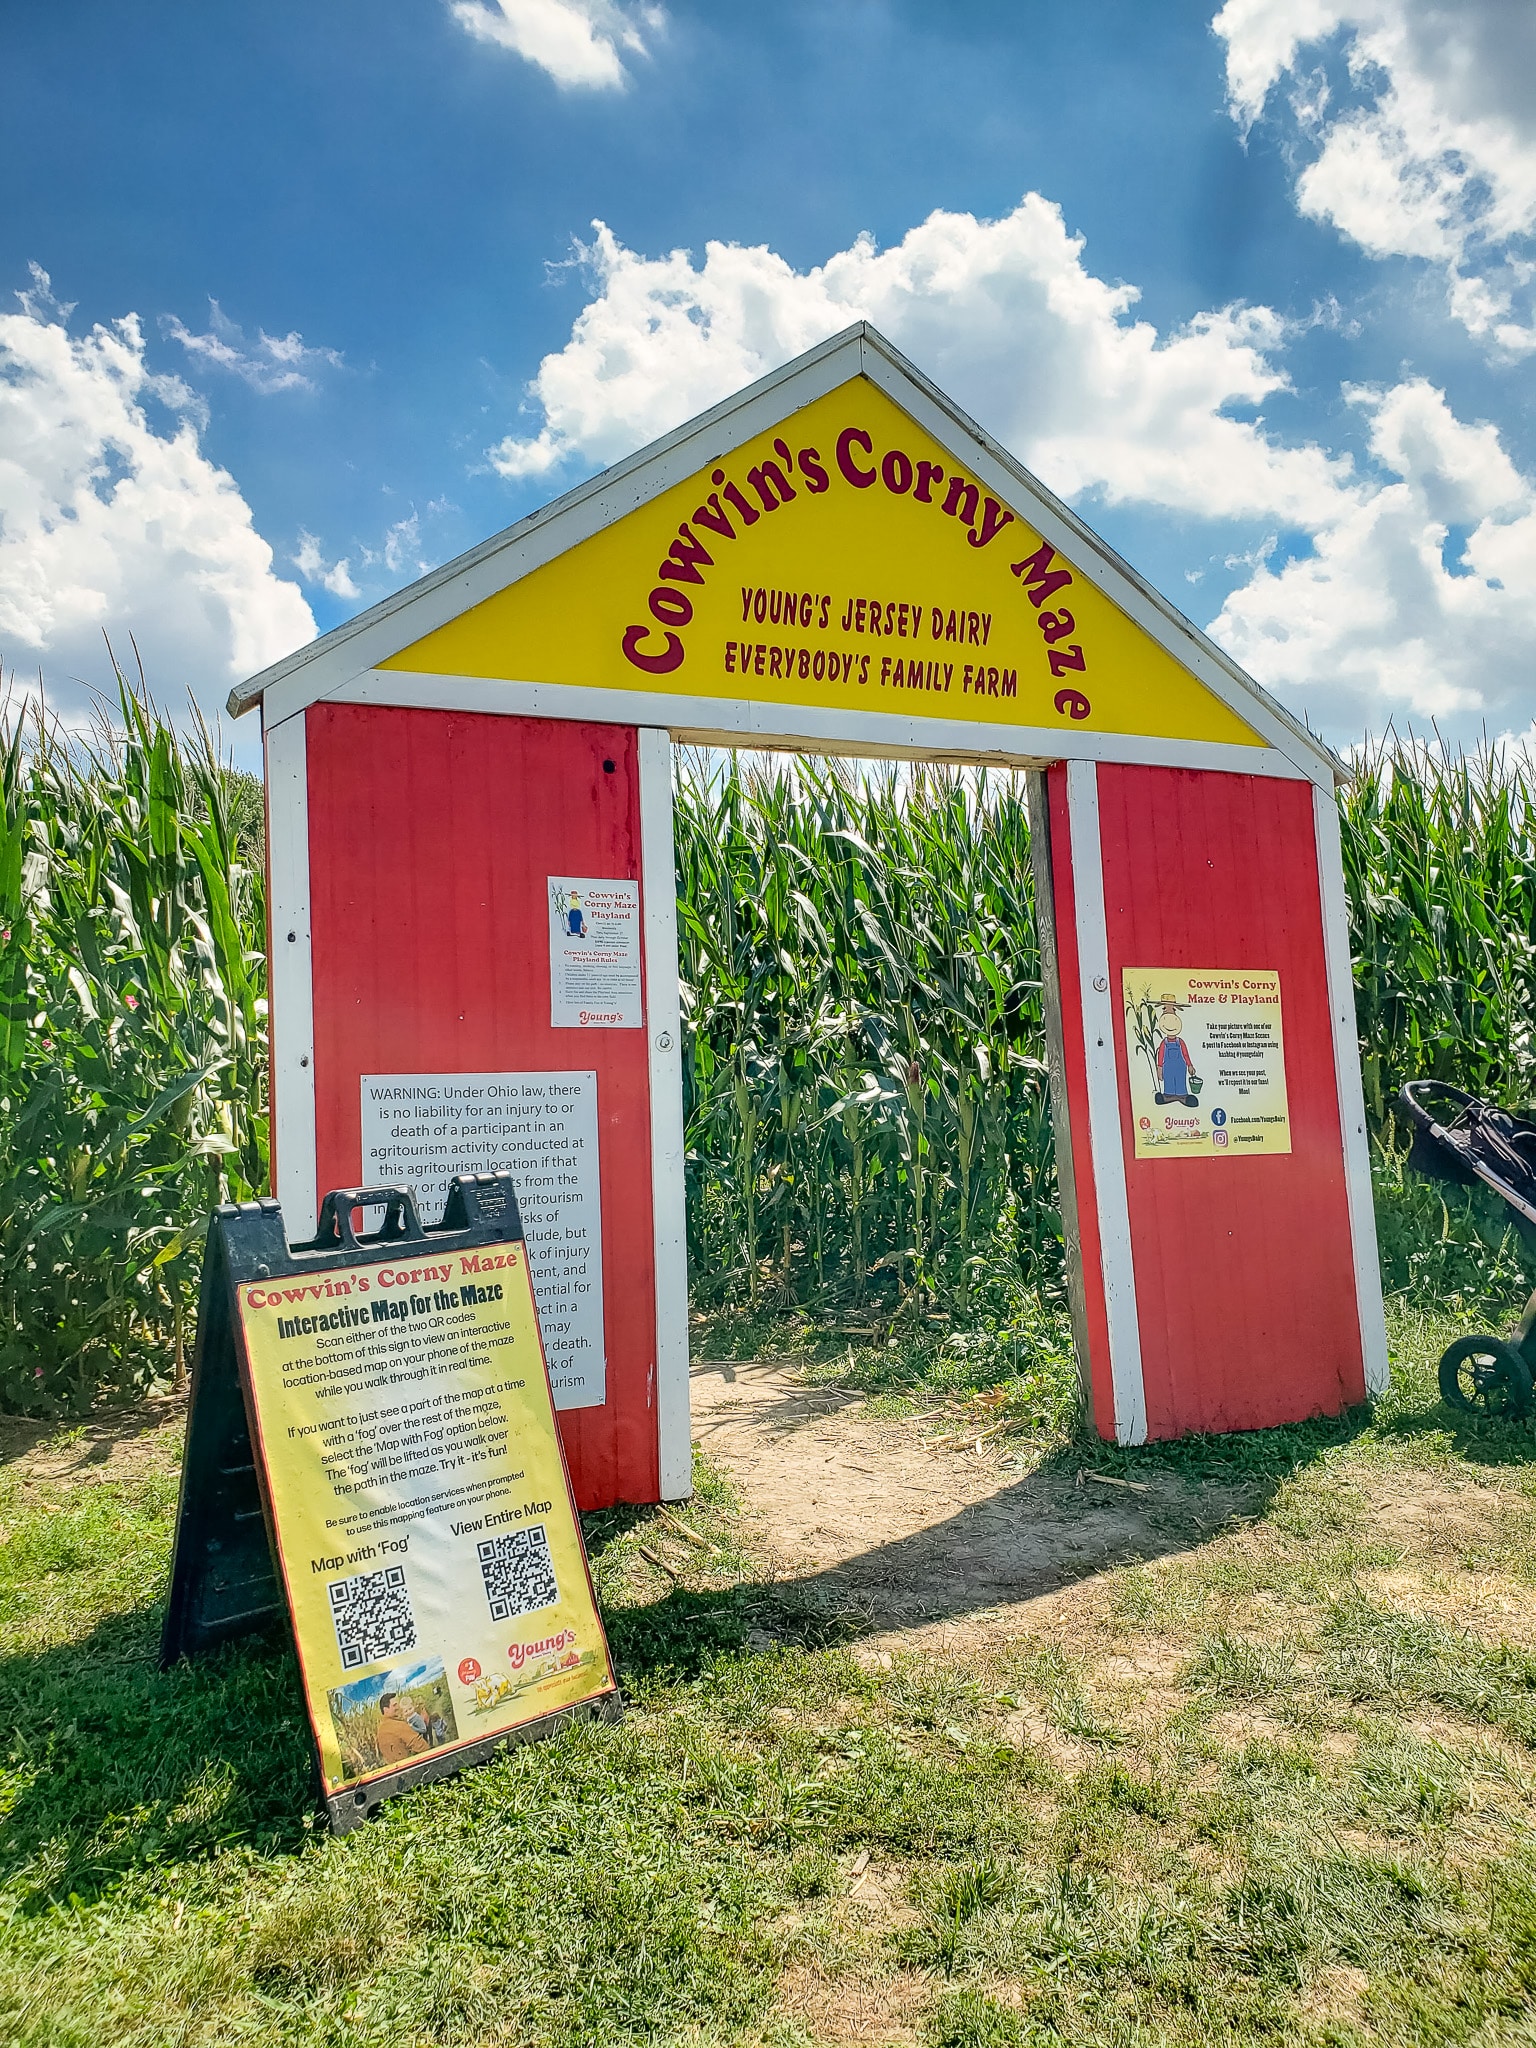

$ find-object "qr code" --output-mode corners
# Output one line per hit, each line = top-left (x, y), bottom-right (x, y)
(477, 1525), (559, 1622)
(328, 1564), (417, 1671)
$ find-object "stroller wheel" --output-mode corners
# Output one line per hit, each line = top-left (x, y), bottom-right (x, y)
(1438, 1335), (1533, 1420)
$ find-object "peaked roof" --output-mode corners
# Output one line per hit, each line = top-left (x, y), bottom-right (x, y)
(230, 321), (1340, 783)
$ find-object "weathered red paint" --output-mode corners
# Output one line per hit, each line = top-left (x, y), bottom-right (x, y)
(303, 702), (658, 1510)
(1051, 762), (1365, 1438)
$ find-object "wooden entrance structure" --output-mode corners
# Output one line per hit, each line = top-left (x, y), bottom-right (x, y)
(232, 323), (1386, 1508)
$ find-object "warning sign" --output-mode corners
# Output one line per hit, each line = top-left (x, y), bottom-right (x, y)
(360, 1070), (607, 1409)
(1123, 969), (1291, 1160)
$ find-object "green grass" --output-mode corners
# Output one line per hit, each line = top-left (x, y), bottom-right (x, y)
(5, 1304), (1536, 2043)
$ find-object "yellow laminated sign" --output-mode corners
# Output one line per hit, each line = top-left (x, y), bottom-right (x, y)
(235, 1239), (614, 1797)
(1122, 968), (1292, 1160)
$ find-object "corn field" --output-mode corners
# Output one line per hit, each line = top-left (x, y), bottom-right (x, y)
(5, 698), (1536, 1414)
(0, 692), (266, 1414)
(1342, 737), (1536, 1123)
(676, 754), (1053, 1315)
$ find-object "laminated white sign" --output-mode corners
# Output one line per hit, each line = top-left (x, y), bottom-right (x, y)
(360, 1070), (606, 1408)
(548, 877), (642, 1029)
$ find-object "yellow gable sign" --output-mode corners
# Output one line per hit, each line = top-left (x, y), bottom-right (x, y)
(385, 381), (1263, 750)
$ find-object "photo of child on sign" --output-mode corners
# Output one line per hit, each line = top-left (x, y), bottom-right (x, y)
(327, 1659), (459, 1782)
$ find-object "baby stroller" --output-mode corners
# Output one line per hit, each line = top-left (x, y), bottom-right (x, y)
(1400, 1079), (1536, 1419)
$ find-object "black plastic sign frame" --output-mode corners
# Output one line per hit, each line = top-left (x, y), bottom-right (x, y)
(162, 1174), (620, 1832)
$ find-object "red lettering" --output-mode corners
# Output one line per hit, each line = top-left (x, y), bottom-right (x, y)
(836, 427), (876, 487)
(1011, 539), (1074, 606)
(691, 493), (735, 540)
(712, 468), (759, 528)
(746, 454), (796, 511)
(796, 446), (830, 493)
(968, 496), (1015, 549)
(657, 524), (713, 585)
(622, 623), (684, 674)
(942, 476), (978, 526)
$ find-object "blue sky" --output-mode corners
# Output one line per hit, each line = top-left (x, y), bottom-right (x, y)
(3, 0), (1533, 760)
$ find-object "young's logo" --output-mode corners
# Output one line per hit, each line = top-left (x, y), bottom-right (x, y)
(508, 1627), (577, 1671)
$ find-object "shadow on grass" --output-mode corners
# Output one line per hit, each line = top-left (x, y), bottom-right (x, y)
(0, 1397), (185, 1470)
(1374, 1402), (1536, 1465)
(596, 1405), (1386, 1671)
(4, 1443), (1215, 1910)
(0, 1604), (315, 1912)
(4, 1388), (1522, 1913)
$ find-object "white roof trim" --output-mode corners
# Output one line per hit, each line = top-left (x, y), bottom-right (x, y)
(231, 322), (1342, 784)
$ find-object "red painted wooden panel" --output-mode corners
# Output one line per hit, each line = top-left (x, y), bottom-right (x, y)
(1045, 765), (1117, 1437)
(1097, 764), (1364, 1434)
(304, 703), (658, 1510)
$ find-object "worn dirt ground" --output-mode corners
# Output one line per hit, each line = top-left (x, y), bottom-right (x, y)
(8, 1329), (1536, 2045)
(0, 1397), (186, 1486)
(689, 1357), (1256, 1648)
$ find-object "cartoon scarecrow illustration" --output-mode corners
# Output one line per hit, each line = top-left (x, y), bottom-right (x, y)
(1153, 995), (1201, 1107)
(563, 888), (586, 938)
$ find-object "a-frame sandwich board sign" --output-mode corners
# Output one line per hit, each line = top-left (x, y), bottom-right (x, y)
(231, 320), (1388, 1464)
(162, 1173), (620, 1833)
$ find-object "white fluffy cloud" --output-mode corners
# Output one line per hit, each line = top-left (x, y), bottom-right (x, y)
(491, 202), (1348, 527)
(293, 531), (360, 600)
(1214, 0), (1536, 352)
(487, 205), (1536, 742)
(288, 506), (446, 614)
(163, 300), (345, 394)
(448, 0), (662, 90)
(1211, 379), (1536, 731)
(0, 268), (315, 722)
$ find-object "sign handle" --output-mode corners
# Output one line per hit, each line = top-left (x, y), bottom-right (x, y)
(312, 1183), (426, 1249)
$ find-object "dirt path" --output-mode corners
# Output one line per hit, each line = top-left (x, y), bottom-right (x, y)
(0, 1373), (1256, 1651)
(0, 1398), (186, 1485)
(690, 1359), (1252, 1643)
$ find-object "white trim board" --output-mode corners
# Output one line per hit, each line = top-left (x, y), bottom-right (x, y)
(269, 668), (1313, 782)
(1313, 782), (1391, 1398)
(229, 324), (1342, 791)
(264, 712), (319, 1238)
(1065, 759), (1148, 1447)
(638, 728), (693, 1499)
(1026, 769), (1094, 1409)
